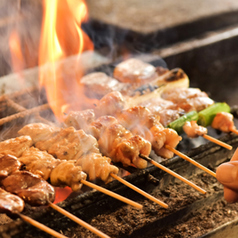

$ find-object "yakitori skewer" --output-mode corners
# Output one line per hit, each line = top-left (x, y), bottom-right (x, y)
(49, 202), (111, 238)
(139, 154), (206, 194)
(110, 173), (168, 208)
(18, 213), (68, 238)
(165, 144), (216, 178)
(168, 109), (233, 151)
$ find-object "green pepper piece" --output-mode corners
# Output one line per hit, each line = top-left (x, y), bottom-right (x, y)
(198, 102), (230, 127)
(167, 111), (198, 134)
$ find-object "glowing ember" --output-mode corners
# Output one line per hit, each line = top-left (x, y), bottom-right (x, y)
(54, 186), (73, 204)
(39, 0), (94, 121)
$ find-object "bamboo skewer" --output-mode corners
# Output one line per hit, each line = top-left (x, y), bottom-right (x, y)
(18, 213), (68, 238)
(49, 203), (110, 238)
(230, 127), (238, 135)
(165, 144), (216, 178)
(139, 154), (206, 194)
(202, 134), (232, 150)
(80, 180), (143, 209)
(110, 173), (168, 209)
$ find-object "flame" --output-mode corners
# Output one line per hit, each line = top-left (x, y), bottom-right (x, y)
(9, 30), (25, 78)
(39, 0), (94, 121)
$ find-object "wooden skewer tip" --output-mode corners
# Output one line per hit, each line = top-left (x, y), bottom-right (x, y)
(49, 203), (110, 238)
(80, 179), (143, 210)
(139, 154), (206, 195)
(165, 144), (216, 178)
(230, 127), (238, 135)
(202, 134), (232, 150)
(110, 173), (168, 209)
(18, 213), (68, 238)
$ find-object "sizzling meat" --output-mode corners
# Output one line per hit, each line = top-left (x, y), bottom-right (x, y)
(80, 72), (129, 99)
(0, 154), (21, 179)
(90, 116), (151, 169)
(18, 123), (60, 143)
(19, 124), (119, 183)
(19, 147), (61, 180)
(0, 188), (24, 214)
(211, 112), (235, 132)
(75, 153), (118, 183)
(138, 97), (184, 126)
(183, 121), (208, 138)
(94, 91), (126, 118)
(113, 58), (157, 85)
(64, 109), (95, 133)
(118, 106), (182, 158)
(2, 171), (55, 206)
(19, 124), (99, 160)
(161, 88), (214, 112)
(0, 136), (33, 158)
(50, 160), (87, 191)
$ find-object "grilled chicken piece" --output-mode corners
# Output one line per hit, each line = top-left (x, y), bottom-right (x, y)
(211, 112), (235, 132)
(50, 160), (87, 191)
(19, 147), (61, 180)
(18, 123), (60, 143)
(75, 153), (118, 183)
(0, 136), (33, 158)
(118, 106), (182, 158)
(0, 154), (21, 179)
(90, 116), (151, 169)
(183, 121), (208, 138)
(0, 188), (24, 214)
(19, 124), (118, 183)
(64, 109), (95, 133)
(138, 97), (185, 126)
(94, 91), (126, 118)
(80, 72), (129, 99)
(161, 88), (214, 112)
(2, 171), (55, 206)
(19, 124), (100, 160)
(113, 58), (157, 85)
(19, 147), (87, 191)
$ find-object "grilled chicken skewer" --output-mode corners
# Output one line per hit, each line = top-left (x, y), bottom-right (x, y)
(18, 123), (167, 208)
(63, 111), (206, 194)
(0, 136), (141, 209)
(0, 153), (112, 238)
(0, 188), (68, 238)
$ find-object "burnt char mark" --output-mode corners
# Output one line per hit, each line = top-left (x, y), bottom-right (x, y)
(132, 84), (159, 96)
(165, 68), (185, 82)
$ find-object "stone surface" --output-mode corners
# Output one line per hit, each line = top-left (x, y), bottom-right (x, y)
(86, 0), (238, 33)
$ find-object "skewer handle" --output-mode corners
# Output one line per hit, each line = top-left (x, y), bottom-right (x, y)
(139, 154), (206, 194)
(165, 145), (216, 178)
(49, 202), (110, 238)
(202, 134), (232, 150)
(110, 173), (168, 209)
(18, 213), (68, 238)
(81, 180), (143, 209)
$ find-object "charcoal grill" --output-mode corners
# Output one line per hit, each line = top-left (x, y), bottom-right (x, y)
(1, 1), (238, 238)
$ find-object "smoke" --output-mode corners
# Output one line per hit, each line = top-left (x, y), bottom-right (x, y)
(0, 0), (42, 76)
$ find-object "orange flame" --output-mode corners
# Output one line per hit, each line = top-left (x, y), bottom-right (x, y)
(9, 30), (25, 78)
(39, 0), (94, 121)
